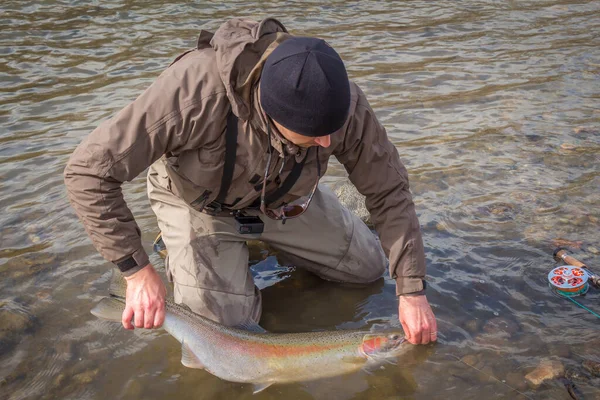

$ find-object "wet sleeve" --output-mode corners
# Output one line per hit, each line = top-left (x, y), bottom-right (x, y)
(63, 52), (228, 275)
(334, 86), (426, 295)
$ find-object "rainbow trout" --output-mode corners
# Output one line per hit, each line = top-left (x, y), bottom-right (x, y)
(91, 275), (408, 393)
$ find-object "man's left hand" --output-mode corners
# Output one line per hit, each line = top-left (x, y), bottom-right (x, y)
(399, 295), (437, 344)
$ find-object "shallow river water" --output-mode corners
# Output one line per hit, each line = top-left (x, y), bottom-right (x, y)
(1, 1), (599, 399)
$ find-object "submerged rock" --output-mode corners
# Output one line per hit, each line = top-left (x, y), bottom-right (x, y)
(0, 306), (34, 334)
(581, 359), (600, 377)
(572, 126), (597, 134)
(547, 343), (571, 359)
(0, 252), (58, 280)
(565, 366), (591, 382)
(460, 354), (483, 369)
(482, 317), (519, 338)
(550, 238), (583, 250)
(587, 246), (599, 255)
(464, 319), (481, 334)
(504, 372), (528, 392)
(525, 359), (565, 386)
(71, 368), (99, 385)
(0, 303), (36, 355)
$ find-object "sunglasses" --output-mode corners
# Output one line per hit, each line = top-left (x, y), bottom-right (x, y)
(260, 121), (321, 224)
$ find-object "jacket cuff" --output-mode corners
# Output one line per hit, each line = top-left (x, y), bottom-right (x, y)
(400, 289), (426, 297)
(395, 276), (425, 296)
(115, 248), (150, 277)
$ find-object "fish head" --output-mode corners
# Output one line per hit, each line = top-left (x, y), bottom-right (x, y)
(359, 331), (407, 360)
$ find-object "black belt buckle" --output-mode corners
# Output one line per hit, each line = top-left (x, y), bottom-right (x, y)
(203, 201), (222, 216)
(234, 213), (264, 234)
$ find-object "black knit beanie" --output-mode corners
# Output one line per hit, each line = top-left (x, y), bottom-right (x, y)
(260, 37), (351, 137)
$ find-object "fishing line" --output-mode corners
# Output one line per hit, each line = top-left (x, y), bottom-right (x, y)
(558, 292), (600, 319)
(446, 354), (533, 400)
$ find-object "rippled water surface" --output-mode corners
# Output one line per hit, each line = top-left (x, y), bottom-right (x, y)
(1, 1), (599, 399)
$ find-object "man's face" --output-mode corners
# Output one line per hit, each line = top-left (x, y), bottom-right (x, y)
(272, 120), (332, 149)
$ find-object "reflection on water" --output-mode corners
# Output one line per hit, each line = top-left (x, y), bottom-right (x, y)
(1, 1), (599, 399)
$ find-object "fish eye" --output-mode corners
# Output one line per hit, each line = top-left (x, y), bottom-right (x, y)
(389, 334), (399, 340)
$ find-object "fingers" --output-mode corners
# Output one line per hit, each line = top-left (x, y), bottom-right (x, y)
(134, 307), (144, 329)
(417, 310), (437, 344)
(122, 306), (134, 330)
(419, 312), (438, 344)
(144, 307), (155, 329)
(123, 264), (167, 330)
(123, 306), (164, 329)
(400, 320), (415, 345)
(413, 326), (425, 345)
(154, 303), (165, 328)
(430, 314), (438, 342)
(399, 295), (438, 345)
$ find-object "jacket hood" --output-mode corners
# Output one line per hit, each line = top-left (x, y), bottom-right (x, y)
(197, 18), (290, 121)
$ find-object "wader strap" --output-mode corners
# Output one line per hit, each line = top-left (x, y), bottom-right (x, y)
(211, 111), (238, 209)
(264, 148), (309, 206)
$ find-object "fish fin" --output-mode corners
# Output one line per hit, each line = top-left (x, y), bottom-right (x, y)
(181, 341), (204, 369)
(234, 320), (268, 334)
(341, 356), (367, 365)
(108, 268), (127, 298)
(179, 303), (193, 312)
(362, 358), (386, 373)
(361, 367), (375, 376)
(383, 358), (398, 365)
(91, 297), (125, 322)
(252, 382), (273, 394)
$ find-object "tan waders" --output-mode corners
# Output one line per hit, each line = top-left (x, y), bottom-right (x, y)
(148, 159), (387, 326)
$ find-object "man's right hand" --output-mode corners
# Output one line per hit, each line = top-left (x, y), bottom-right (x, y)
(122, 264), (166, 330)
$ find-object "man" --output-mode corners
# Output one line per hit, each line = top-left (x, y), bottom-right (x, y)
(64, 18), (437, 345)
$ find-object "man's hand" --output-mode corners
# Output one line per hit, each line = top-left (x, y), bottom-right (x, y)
(122, 264), (166, 330)
(399, 295), (437, 344)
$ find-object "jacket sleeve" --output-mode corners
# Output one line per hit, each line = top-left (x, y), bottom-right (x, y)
(63, 51), (228, 275)
(335, 85), (426, 295)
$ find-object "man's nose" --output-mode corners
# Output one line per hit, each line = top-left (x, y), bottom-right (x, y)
(315, 135), (331, 148)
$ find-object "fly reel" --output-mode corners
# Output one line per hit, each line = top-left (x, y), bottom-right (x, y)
(548, 265), (589, 297)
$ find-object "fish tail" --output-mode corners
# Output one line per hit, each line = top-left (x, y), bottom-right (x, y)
(91, 297), (126, 322)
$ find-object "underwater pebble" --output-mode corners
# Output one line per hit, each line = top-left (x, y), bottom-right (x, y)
(572, 126), (595, 134)
(464, 319), (481, 333)
(535, 204), (560, 214)
(461, 354), (479, 367)
(71, 369), (99, 385)
(0, 308), (34, 335)
(587, 246), (599, 255)
(525, 359), (565, 386)
(560, 143), (577, 150)
(551, 238), (583, 250)
(28, 234), (41, 244)
(52, 373), (68, 389)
